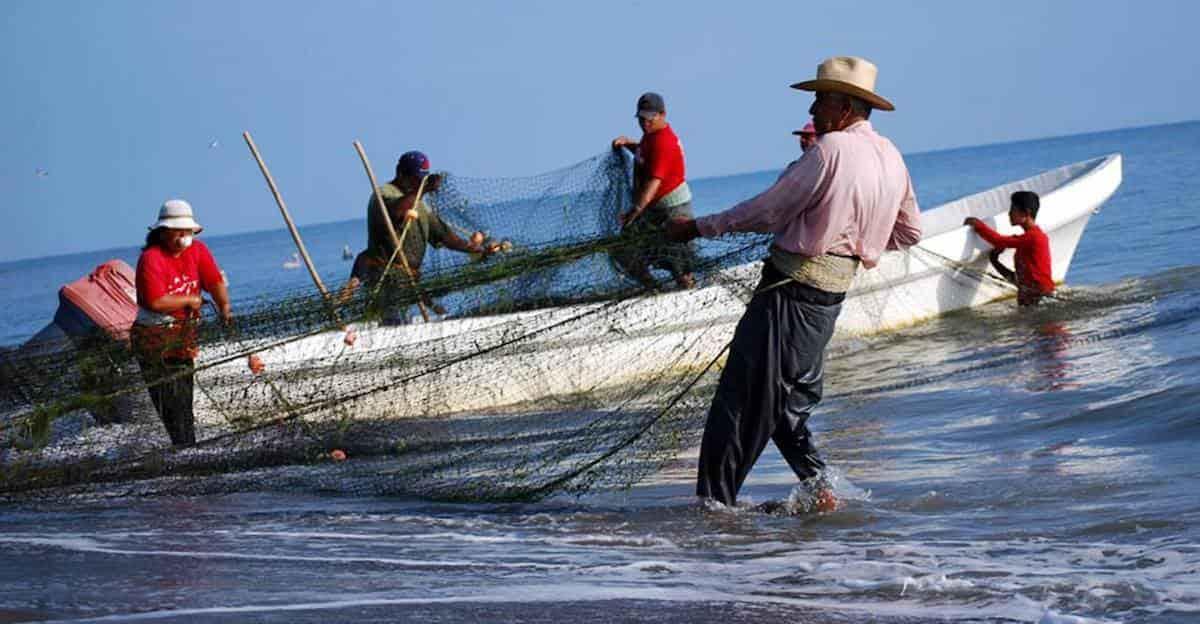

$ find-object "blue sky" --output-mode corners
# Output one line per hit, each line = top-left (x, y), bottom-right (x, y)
(1, 0), (1197, 262)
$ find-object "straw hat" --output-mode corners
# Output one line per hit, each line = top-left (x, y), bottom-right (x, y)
(149, 199), (203, 232)
(791, 56), (895, 112)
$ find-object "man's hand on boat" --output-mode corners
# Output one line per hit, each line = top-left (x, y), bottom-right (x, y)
(963, 217), (981, 227)
(665, 217), (700, 243)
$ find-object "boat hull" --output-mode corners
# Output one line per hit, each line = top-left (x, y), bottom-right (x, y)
(192, 154), (1123, 425)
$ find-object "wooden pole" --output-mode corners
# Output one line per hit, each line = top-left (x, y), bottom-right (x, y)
(243, 131), (332, 300)
(352, 140), (431, 322)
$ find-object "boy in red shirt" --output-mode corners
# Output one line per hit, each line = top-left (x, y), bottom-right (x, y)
(964, 190), (1055, 306)
(611, 92), (696, 289)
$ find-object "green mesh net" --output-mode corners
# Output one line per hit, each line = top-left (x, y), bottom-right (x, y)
(0, 150), (773, 501)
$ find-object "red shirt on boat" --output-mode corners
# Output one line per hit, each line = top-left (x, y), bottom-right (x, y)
(969, 221), (1055, 299)
(636, 123), (686, 204)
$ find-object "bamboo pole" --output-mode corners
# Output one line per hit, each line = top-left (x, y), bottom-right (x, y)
(243, 131), (351, 344)
(352, 140), (431, 322)
(243, 131), (332, 300)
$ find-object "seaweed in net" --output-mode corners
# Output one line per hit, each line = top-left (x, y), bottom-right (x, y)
(0, 149), (772, 502)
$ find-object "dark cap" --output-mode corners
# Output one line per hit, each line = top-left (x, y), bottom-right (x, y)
(636, 92), (665, 119)
(397, 150), (431, 178)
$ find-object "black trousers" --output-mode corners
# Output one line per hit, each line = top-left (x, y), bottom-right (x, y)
(135, 354), (196, 446)
(696, 263), (844, 505)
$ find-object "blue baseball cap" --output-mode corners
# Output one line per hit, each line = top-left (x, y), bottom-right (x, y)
(398, 150), (431, 178)
(636, 92), (665, 119)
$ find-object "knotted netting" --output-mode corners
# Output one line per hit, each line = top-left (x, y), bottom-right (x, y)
(3, 149), (1108, 501)
(0, 150), (773, 501)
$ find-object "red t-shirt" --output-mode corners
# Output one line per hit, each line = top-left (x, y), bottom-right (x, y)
(971, 221), (1055, 297)
(135, 239), (224, 321)
(636, 123), (686, 205)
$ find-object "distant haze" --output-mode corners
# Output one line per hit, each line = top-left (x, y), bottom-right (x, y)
(1, 0), (1197, 263)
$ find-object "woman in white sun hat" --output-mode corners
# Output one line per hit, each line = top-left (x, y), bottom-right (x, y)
(131, 199), (234, 446)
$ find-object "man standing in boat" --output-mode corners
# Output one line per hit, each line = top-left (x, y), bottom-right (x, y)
(611, 92), (697, 290)
(964, 190), (1055, 306)
(341, 150), (488, 317)
(667, 57), (922, 510)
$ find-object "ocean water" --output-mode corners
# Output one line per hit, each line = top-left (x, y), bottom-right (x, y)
(1, 121), (1199, 622)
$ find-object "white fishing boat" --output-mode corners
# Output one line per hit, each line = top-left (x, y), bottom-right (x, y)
(192, 154), (1123, 423)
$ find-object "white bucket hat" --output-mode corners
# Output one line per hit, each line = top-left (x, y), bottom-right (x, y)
(150, 199), (203, 233)
(791, 56), (895, 111)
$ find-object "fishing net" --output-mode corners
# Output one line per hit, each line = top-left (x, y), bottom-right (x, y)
(0, 149), (774, 501)
(3, 147), (1101, 502)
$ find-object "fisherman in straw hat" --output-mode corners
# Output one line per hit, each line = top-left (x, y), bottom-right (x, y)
(131, 199), (251, 446)
(667, 56), (923, 511)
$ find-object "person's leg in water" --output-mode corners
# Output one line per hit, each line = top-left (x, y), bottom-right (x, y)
(696, 264), (843, 509)
(695, 284), (780, 506)
(769, 273), (842, 511)
(772, 356), (837, 512)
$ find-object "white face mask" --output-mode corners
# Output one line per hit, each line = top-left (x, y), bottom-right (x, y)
(177, 234), (194, 250)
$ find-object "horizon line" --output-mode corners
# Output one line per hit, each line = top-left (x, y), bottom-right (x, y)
(3, 117), (1193, 266)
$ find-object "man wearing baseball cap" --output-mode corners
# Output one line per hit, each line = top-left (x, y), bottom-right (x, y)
(793, 120), (818, 153)
(345, 150), (486, 319)
(779, 119), (819, 181)
(611, 92), (697, 290)
(667, 57), (922, 511)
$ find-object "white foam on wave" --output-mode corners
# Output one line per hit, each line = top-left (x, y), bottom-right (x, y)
(28, 584), (729, 623)
(231, 529), (516, 545)
(564, 533), (1190, 622)
(10, 528), (1168, 624)
(0, 533), (566, 571)
(229, 527), (675, 550)
(1036, 608), (1115, 624)
(7, 514), (1193, 622)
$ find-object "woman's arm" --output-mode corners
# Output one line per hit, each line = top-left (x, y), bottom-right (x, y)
(207, 280), (232, 322)
(146, 293), (203, 315)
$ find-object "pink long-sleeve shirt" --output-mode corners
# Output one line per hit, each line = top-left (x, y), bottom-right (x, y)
(696, 120), (922, 268)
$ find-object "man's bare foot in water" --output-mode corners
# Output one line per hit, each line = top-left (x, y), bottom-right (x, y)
(815, 488), (838, 512)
